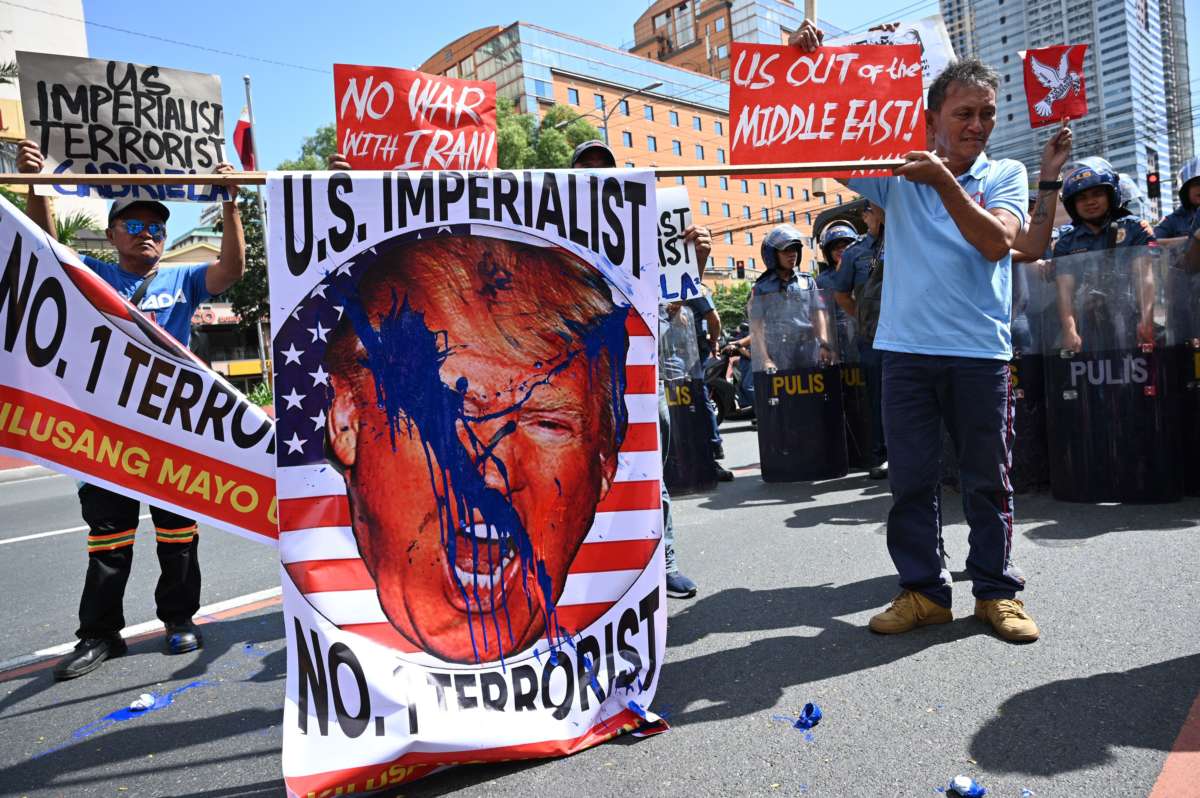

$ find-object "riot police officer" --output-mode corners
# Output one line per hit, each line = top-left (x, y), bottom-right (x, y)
(1155, 157), (1200, 240)
(1053, 158), (1156, 353)
(752, 225), (834, 369)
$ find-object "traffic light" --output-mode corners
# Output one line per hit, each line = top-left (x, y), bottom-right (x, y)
(736, 260), (745, 279)
(1147, 171), (1161, 199)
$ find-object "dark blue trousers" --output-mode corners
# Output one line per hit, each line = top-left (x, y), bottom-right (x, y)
(882, 352), (1025, 607)
(860, 341), (886, 466)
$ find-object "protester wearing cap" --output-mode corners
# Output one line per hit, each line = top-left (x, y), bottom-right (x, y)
(17, 139), (246, 679)
(790, 20), (1071, 644)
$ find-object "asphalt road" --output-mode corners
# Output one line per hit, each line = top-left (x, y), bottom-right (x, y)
(0, 425), (1197, 797)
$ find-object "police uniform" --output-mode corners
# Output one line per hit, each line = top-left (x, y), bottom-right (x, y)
(1154, 205), (1200, 240)
(752, 269), (827, 369)
(1053, 215), (1155, 353)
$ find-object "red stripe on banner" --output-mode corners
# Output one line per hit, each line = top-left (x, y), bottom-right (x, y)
(596, 479), (660, 512)
(0, 386), (276, 541)
(568, 539), (658, 573)
(284, 707), (658, 795)
(619, 422), (658, 452)
(625, 307), (653, 338)
(625, 365), (656, 394)
(554, 601), (615, 633)
(340, 622), (421, 653)
(278, 495), (351, 532)
(284, 558), (373, 593)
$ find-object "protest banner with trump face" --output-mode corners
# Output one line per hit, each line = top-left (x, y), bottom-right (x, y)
(266, 169), (663, 794)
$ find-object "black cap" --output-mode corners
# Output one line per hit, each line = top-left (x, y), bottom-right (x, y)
(107, 197), (170, 226)
(570, 139), (617, 168)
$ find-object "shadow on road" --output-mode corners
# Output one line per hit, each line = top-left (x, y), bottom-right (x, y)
(0, 611), (285, 794)
(969, 653), (1200, 774)
(656, 578), (985, 726)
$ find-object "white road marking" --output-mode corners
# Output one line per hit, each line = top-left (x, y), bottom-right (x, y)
(0, 586), (283, 674)
(0, 514), (152, 545)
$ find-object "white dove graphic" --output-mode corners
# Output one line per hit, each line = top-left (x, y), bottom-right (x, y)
(1030, 47), (1082, 118)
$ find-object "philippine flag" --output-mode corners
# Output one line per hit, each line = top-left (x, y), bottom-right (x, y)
(233, 106), (256, 170)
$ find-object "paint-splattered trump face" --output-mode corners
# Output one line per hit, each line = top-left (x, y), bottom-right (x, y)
(324, 235), (628, 663)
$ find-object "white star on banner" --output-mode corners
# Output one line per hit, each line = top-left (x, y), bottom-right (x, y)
(281, 343), (303, 365)
(310, 409), (327, 431)
(284, 433), (306, 454)
(333, 305), (344, 319)
(311, 283), (328, 298)
(282, 388), (305, 410)
(309, 365), (329, 386)
(308, 322), (329, 342)
(290, 303), (303, 320)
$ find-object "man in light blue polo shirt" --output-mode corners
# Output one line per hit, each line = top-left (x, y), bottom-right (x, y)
(792, 21), (1041, 643)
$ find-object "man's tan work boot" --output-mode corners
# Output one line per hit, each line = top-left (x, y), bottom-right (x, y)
(974, 598), (1040, 642)
(868, 590), (953, 634)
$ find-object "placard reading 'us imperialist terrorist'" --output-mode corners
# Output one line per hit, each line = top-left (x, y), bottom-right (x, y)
(267, 169), (665, 795)
(16, 51), (230, 203)
(729, 44), (926, 176)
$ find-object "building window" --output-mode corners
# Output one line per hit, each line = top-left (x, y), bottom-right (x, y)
(806, 212), (813, 223)
(700, 200), (710, 214)
(1001, 35), (1007, 44)
(568, 88), (579, 105)
(1002, 55), (1009, 64)
(722, 203), (731, 217)
(717, 44), (728, 59)
(744, 232), (754, 244)
(790, 211), (796, 223)
(724, 232), (733, 244)
(776, 209), (784, 221)
(740, 179), (749, 192)
(836, 194), (843, 205)
(775, 185), (782, 198)
(761, 208), (768, 220)
(1004, 74), (1010, 83)
(693, 115), (702, 130)
(747, 257), (755, 269)
(695, 144), (705, 159)
(594, 93), (605, 110)
(622, 131), (633, 147)
(669, 110), (679, 126)
(726, 256), (735, 269)
(646, 135), (657, 152)
(1008, 113), (1014, 121)
(532, 79), (553, 98)
(742, 205), (751, 219)
(1006, 94), (1012, 102)
(715, 16), (726, 32)
(787, 186), (794, 199)
(717, 148), (726, 163)
(698, 175), (707, 187)
(1000, 15), (1005, 23)
(672, 140), (682, 155)
(644, 104), (654, 121)
(720, 177), (728, 190)
(619, 99), (629, 115)
(653, 11), (668, 28)
(676, 176), (685, 185)
(803, 189), (810, 200)
(759, 181), (767, 195)
(714, 120), (723, 135)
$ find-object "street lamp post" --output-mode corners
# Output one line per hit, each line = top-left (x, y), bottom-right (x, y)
(556, 81), (663, 145)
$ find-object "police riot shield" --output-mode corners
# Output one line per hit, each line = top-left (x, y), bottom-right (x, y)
(749, 284), (847, 482)
(1009, 260), (1055, 492)
(660, 304), (718, 495)
(835, 313), (874, 469)
(1159, 238), (1200, 495)
(1042, 243), (1184, 503)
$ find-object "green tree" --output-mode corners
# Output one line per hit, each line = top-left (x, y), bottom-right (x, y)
(277, 123), (337, 170)
(0, 60), (17, 86)
(496, 98), (601, 169)
(215, 193), (268, 334)
(712, 281), (753, 331)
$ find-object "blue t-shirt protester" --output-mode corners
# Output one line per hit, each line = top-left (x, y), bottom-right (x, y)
(82, 256), (210, 345)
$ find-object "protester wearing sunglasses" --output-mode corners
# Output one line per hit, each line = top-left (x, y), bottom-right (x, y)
(16, 139), (247, 680)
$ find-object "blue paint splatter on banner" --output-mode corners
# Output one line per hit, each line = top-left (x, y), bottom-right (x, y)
(343, 286), (627, 664)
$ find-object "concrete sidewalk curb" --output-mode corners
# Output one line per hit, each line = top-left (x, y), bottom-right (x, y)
(0, 465), (55, 484)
